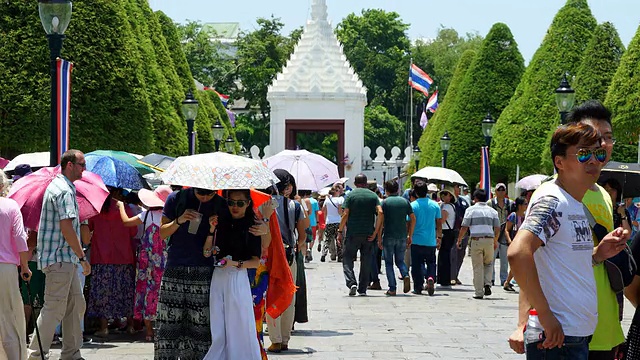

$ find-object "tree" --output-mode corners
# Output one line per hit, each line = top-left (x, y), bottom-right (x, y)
(336, 9), (411, 118)
(605, 23), (640, 144)
(411, 27), (483, 101)
(156, 11), (196, 92)
(491, 0), (597, 178)
(364, 105), (405, 151)
(443, 23), (525, 186)
(0, 0), (156, 157)
(417, 50), (477, 169)
(176, 21), (237, 93)
(574, 22), (624, 104)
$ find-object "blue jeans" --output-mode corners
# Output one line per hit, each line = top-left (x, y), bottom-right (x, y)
(526, 335), (591, 360)
(383, 240), (409, 291)
(410, 244), (436, 292)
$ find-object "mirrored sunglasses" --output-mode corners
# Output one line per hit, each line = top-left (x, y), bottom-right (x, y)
(576, 148), (607, 163)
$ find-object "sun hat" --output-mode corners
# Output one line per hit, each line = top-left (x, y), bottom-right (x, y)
(138, 185), (172, 208)
(495, 183), (507, 191)
(427, 183), (439, 193)
(439, 186), (457, 202)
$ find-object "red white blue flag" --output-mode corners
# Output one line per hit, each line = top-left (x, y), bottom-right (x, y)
(427, 90), (439, 113)
(480, 146), (491, 198)
(408, 63), (433, 97)
(215, 90), (229, 108)
(56, 58), (73, 164)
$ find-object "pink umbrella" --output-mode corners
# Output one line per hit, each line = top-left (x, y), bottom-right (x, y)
(0, 157), (8, 169)
(8, 166), (109, 230)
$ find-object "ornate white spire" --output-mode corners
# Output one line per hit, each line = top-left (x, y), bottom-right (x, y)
(310, 0), (328, 21)
(268, 0), (366, 99)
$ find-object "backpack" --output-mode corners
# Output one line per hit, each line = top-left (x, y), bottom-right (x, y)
(453, 197), (469, 230)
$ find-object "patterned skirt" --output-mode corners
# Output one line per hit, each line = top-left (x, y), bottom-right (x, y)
(155, 266), (213, 360)
(87, 264), (135, 319)
(248, 258), (269, 360)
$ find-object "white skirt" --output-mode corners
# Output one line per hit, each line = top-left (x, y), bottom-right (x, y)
(203, 266), (261, 360)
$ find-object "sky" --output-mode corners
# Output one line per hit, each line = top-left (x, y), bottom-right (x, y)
(149, 0), (639, 63)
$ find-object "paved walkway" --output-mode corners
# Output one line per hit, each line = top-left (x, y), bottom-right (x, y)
(48, 249), (633, 359)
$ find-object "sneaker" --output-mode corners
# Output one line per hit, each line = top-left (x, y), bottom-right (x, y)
(349, 285), (357, 296)
(426, 277), (435, 296)
(320, 255), (326, 262)
(403, 276), (411, 294)
(385, 290), (396, 296)
(357, 292), (367, 296)
(484, 285), (492, 296)
(473, 295), (484, 300)
(83, 336), (93, 345)
(367, 281), (382, 290)
(281, 344), (289, 351)
(330, 256), (336, 261)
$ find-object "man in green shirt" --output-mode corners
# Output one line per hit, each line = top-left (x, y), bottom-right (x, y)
(337, 174), (382, 296)
(508, 100), (625, 359)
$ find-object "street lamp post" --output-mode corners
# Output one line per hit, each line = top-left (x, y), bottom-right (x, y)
(395, 155), (403, 183)
(555, 73), (576, 125)
(481, 112), (496, 148)
(413, 145), (421, 172)
(182, 91), (199, 155)
(211, 120), (225, 151)
(382, 160), (388, 183)
(440, 131), (451, 168)
(39, 0), (73, 166)
(224, 135), (235, 153)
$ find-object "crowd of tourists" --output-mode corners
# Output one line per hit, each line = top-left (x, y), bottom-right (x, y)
(2, 100), (640, 360)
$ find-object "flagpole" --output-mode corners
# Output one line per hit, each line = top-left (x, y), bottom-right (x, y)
(410, 58), (413, 152)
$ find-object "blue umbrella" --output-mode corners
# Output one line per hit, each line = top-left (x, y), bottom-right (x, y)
(85, 154), (149, 190)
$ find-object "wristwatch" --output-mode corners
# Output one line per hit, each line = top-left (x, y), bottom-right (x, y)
(79, 256), (87, 263)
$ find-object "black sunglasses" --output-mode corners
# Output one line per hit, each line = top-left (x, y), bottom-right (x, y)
(227, 199), (249, 207)
(195, 188), (215, 196)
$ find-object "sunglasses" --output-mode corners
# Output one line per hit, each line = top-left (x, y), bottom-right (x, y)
(227, 199), (249, 207)
(575, 148), (607, 163)
(195, 188), (215, 196)
(73, 162), (86, 168)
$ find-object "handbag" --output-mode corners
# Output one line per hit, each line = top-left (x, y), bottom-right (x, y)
(583, 204), (637, 293)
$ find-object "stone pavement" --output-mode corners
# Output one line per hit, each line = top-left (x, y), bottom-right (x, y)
(48, 249), (633, 359)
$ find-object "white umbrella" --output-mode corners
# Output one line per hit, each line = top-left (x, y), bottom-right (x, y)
(265, 150), (340, 191)
(411, 166), (468, 186)
(161, 152), (279, 190)
(5, 152), (50, 171)
(516, 174), (549, 191)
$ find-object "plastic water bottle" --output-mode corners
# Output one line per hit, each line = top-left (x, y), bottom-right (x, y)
(524, 309), (544, 345)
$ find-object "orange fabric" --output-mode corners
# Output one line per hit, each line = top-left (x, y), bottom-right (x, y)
(265, 212), (297, 319)
(250, 189), (271, 209)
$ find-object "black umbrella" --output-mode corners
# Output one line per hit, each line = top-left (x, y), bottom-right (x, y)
(140, 153), (175, 171)
(599, 161), (640, 199)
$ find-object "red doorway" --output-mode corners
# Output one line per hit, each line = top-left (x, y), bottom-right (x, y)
(285, 120), (345, 177)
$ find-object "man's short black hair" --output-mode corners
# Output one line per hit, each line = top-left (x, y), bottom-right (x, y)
(414, 180), (428, 198)
(473, 189), (488, 202)
(384, 180), (399, 195)
(566, 100), (612, 125)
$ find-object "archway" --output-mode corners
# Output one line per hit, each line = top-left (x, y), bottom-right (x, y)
(285, 119), (345, 177)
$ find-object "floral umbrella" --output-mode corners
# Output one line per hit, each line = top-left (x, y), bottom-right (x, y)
(161, 152), (280, 190)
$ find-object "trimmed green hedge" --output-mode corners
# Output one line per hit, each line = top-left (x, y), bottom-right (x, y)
(491, 0), (596, 178)
(417, 50), (476, 169)
(605, 23), (640, 144)
(156, 10), (196, 93)
(445, 23), (524, 186)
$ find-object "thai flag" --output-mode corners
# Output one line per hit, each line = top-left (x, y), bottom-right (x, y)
(215, 90), (229, 108)
(408, 64), (433, 97)
(480, 146), (492, 199)
(427, 91), (438, 113)
(56, 58), (73, 164)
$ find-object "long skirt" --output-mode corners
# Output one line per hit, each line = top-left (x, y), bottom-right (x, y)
(133, 231), (167, 321)
(155, 266), (213, 360)
(204, 266), (261, 360)
(248, 258), (269, 360)
(87, 264), (135, 319)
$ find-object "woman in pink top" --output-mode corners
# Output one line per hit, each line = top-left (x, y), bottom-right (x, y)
(87, 189), (137, 337)
(0, 169), (30, 359)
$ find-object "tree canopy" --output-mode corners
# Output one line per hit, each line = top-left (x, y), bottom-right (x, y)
(605, 22), (640, 145)
(491, 0), (597, 178)
(443, 23), (525, 186)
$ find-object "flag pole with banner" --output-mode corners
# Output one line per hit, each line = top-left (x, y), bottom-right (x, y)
(56, 58), (73, 164)
(408, 61), (433, 150)
(480, 146), (491, 198)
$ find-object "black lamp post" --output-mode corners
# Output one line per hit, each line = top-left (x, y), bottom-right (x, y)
(555, 73), (576, 125)
(395, 155), (403, 183)
(224, 135), (235, 153)
(211, 120), (225, 152)
(182, 91), (199, 155)
(39, 0), (73, 166)
(413, 145), (421, 172)
(481, 112), (496, 148)
(382, 160), (388, 183)
(440, 131), (452, 168)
